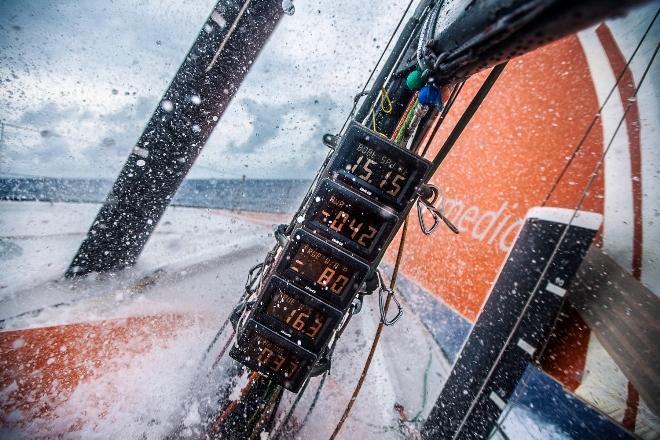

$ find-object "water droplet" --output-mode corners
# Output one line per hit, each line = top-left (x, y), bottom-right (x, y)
(282, 0), (295, 15)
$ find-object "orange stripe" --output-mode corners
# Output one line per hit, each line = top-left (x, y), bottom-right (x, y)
(596, 23), (644, 280)
(622, 381), (640, 431)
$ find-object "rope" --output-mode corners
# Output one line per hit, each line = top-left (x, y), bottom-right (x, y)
(540, 8), (659, 207)
(392, 93), (419, 142)
(329, 216), (409, 440)
(370, 87), (393, 135)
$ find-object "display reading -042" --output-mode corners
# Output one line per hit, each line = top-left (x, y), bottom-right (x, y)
(307, 179), (397, 261)
(230, 122), (430, 392)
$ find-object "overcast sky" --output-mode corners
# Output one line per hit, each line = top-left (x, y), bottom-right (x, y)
(0, 0), (415, 179)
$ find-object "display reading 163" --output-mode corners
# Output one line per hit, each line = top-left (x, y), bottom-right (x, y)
(266, 288), (326, 339)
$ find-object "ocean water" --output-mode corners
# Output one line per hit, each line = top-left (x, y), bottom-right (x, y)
(0, 178), (312, 213)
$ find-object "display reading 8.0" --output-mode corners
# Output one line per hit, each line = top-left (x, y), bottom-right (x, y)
(289, 243), (353, 295)
(266, 288), (327, 340)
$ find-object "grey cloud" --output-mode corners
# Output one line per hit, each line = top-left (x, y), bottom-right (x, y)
(225, 93), (338, 156)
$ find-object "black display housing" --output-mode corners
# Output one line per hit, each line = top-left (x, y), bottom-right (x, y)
(229, 320), (316, 393)
(326, 122), (430, 211)
(252, 275), (343, 351)
(304, 179), (398, 262)
(276, 228), (370, 310)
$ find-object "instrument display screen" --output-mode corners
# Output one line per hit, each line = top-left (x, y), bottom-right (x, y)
(328, 122), (429, 210)
(254, 276), (342, 351)
(245, 331), (302, 380)
(230, 321), (314, 392)
(290, 242), (352, 296)
(306, 179), (397, 261)
(267, 288), (327, 340)
(278, 229), (369, 310)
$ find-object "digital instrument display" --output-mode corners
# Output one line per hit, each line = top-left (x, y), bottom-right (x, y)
(278, 229), (370, 310)
(246, 331), (302, 379)
(267, 288), (327, 339)
(290, 243), (352, 296)
(306, 179), (397, 261)
(328, 122), (429, 210)
(341, 142), (409, 196)
(313, 195), (380, 249)
(231, 122), (429, 393)
(230, 321), (315, 392)
(253, 275), (342, 350)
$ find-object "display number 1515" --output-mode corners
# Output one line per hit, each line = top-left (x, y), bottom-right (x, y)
(350, 155), (405, 197)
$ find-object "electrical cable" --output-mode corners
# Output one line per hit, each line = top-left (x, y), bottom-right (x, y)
(206, 371), (260, 437)
(392, 93), (419, 143)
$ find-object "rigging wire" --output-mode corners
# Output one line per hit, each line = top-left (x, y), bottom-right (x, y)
(337, 0), (417, 135)
(327, 63), (506, 439)
(535, 39), (659, 371)
(425, 63), (507, 176)
(329, 216), (410, 440)
(297, 371), (329, 430)
(451, 42), (659, 439)
(540, 8), (659, 207)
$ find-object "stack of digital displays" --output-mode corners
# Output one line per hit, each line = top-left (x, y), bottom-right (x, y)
(230, 122), (430, 391)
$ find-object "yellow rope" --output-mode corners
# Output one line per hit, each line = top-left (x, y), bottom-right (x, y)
(371, 87), (393, 135)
